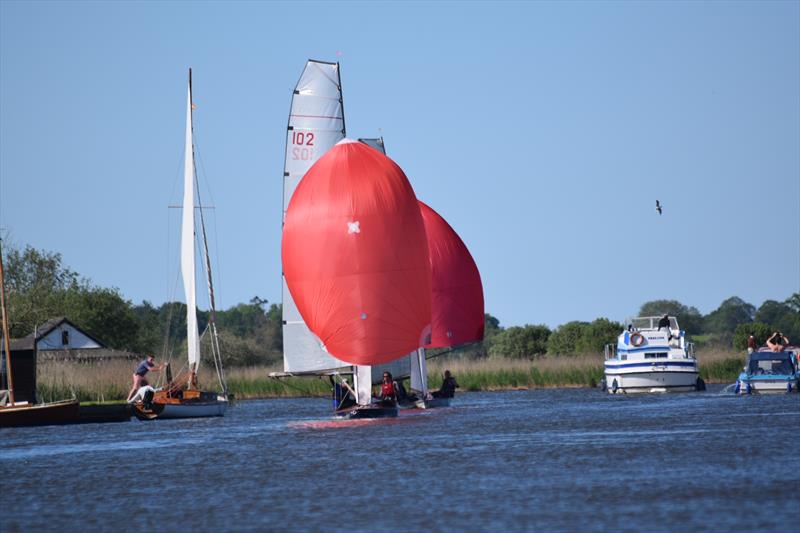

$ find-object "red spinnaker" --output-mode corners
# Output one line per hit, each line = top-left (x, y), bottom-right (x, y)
(282, 140), (432, 366)
(419, 201), (484, 348)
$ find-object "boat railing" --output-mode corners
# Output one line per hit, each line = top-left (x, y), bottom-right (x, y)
(685, 342), (695, 359)
(604, 344), (616, 360)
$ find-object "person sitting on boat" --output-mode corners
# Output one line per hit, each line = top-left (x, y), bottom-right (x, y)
(331, 377), (357, 410)
(747, 334), (757, 354)
(767, 331), (789, 353)
(377, 371), (398, 406)
(128, 377), (156, 404)
(657, 314), (673, 341)
(432, 370), (459, 399)
(126, 355), (164, 401)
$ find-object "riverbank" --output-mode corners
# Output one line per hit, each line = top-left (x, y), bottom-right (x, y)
(36, 351), (747, 403)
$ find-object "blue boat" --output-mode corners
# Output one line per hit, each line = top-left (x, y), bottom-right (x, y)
(736, 349), (799, 394)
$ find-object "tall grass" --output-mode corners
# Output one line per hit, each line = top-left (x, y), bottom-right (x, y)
(427, 356), (605, 391)
(35, 349), (747, 403)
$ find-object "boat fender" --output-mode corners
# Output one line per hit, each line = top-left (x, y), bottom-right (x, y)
(612, 379), (618, 394)
(695, 377), (706, 392)
(734, 381), (740, 394)
(599, 378), (607, 391)
(787, 382), (793, 393)
(745, 382), (751, 395)
(143, 388), (155, 409)
(630, 333), (644, 347)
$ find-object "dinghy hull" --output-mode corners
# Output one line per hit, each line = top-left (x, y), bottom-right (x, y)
(334, 404), (398, 419)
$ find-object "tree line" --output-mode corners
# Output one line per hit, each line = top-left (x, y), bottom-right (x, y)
(479, 294), (799, 359)
(3, 244), (798, 364)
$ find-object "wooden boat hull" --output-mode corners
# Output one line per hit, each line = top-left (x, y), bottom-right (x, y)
(77, 404), (132, 424)
(132, 392), (228, 420)
(0, 399), (80, 428)
(334, 404), (398, 419)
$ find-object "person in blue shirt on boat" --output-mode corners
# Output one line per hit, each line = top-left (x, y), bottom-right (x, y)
(126, 355), (164, 401)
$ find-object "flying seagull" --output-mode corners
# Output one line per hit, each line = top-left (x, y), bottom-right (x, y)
(656, 200), (662, 215)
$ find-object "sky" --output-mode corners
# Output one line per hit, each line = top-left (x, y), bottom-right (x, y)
(1, 1), (798, 329)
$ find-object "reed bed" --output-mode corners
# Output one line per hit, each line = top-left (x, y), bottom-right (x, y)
(35, 349), (747, 403)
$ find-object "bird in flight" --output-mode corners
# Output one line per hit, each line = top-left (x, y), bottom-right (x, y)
(656, 200), (662, 215)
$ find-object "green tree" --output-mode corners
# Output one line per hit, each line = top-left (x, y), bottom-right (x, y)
(576, 318), (623, 354)
(732, 322), (774, 351)
(755, 295), (800, 342)
(547, 321), (590, 355)
(488, 324), (550, 358)
(62, 285), (141, 350)
(4, 245), (78, 337)
(638, 299), (703, 334)
(703, 296), (755, 334)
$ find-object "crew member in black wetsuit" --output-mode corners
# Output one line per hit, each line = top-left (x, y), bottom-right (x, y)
(432, 370), (459, 399)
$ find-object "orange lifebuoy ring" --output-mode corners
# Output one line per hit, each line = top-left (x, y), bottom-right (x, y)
(630, 332), (644, 347)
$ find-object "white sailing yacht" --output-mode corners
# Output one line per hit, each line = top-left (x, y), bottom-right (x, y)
(132, 69), (228, 419)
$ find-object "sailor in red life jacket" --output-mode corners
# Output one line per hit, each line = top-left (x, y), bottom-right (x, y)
(377, 371), (398, 406)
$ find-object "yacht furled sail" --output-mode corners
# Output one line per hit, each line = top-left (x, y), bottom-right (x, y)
(132, 69), (227, 420)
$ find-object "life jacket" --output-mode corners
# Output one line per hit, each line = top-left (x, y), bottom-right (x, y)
(381, 381), (395, 398)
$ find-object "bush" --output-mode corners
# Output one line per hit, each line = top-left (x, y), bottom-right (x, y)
(732, 322), (774, 351)
(488, 324), (550, 358)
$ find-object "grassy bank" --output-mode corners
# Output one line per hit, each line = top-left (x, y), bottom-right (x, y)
(36, 351), (746, 403)
(38, 352), (744, 402)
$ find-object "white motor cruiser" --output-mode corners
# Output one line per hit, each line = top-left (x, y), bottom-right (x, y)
(603, 316), (703, 394)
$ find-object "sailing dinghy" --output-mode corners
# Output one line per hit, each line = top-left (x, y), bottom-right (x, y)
(132, 69), (228, 420)
(275, 61), (433, 419)
(278, 64), (433, 418)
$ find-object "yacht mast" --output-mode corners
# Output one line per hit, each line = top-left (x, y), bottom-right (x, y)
(0, 239), (15, 405)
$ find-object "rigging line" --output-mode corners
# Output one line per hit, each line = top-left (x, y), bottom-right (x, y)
(192, 138), (224, 308)
(192, 149), (226, 393)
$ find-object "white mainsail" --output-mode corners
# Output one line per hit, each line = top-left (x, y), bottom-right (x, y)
(282, 60), (350, 373)
(181, 71), (200, 372)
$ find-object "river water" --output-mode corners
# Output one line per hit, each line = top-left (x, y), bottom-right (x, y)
(1, 386), (798, 531)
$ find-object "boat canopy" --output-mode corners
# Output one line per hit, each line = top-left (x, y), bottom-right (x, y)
(746, 352), (796, 375)
(282, 140), (432, 366)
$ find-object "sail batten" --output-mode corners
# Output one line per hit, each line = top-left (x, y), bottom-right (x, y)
(281, 60), (350, 373)
(181, 72), (200, 371)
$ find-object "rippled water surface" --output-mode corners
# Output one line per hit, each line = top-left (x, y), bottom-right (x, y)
(2, 386), (798, 531)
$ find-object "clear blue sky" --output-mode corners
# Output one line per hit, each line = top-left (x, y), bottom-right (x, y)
(1, 1), (798, 328)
